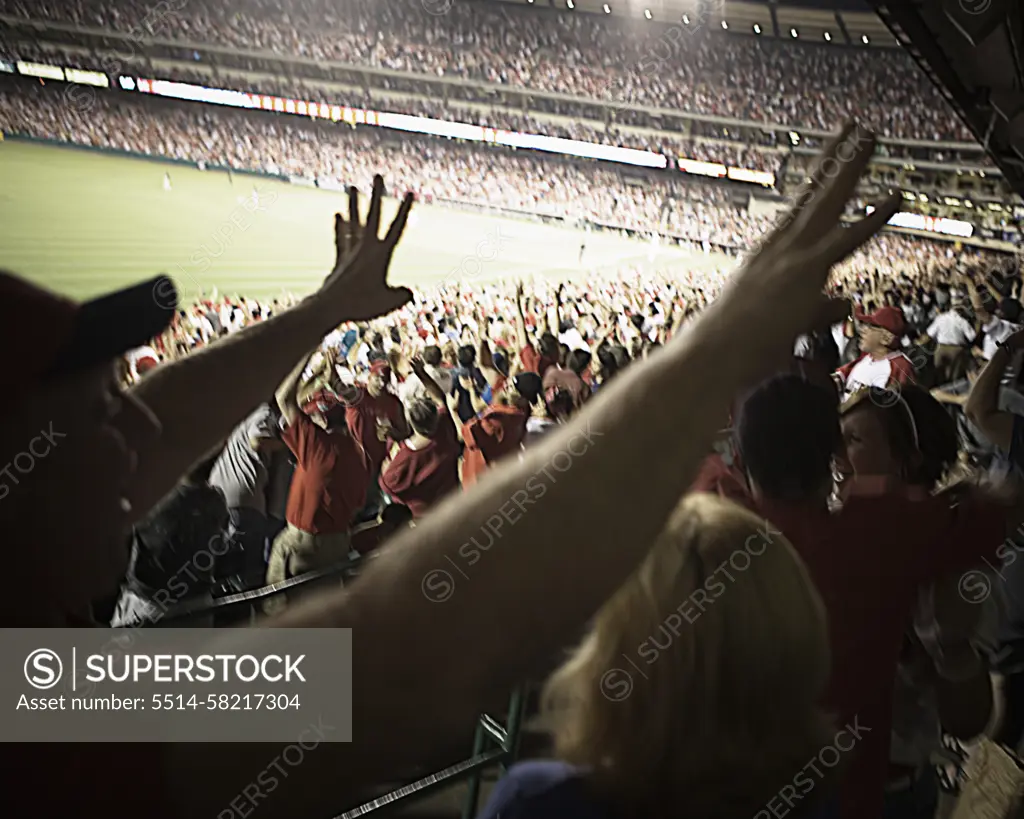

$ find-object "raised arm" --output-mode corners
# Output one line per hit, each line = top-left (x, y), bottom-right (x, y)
(128, 178), (413, 521)
(476, 308), (503, 389)
(513, 280), (529, 351)
(963, 271), (993, 325)
(966, 328), (1024, 450)
(276, 349), (318, 427)
(166, 123), (901, 819)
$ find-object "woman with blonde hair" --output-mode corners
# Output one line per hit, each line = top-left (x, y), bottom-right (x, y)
(478, 493), (835, 819)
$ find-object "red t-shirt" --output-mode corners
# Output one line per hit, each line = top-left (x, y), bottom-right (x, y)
(461, 405), (528, 487)
(759, 488), (1005, 819)
(345, 390), (405, 473)
(281, 413), (369, 534)
(379, 410), (460, 518)
(520, 343), (557, 378)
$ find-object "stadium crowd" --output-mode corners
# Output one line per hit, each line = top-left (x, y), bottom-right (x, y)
(9, 122), (1024, 819)
(4, 83), (1013, 253)
(0, 84), (783, 246)
(7, 3), (1024, 819)
(0, 0), (973, 142)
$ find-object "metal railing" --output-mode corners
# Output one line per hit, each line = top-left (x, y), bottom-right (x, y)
(128, 557), (527, 818)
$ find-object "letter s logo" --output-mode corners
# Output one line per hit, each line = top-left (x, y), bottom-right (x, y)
(24, 649), (63, 690)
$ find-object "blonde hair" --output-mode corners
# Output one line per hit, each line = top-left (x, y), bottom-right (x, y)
(543, 494), (833, 819)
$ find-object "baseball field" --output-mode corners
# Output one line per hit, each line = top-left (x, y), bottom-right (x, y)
(0, 140), (730, 303)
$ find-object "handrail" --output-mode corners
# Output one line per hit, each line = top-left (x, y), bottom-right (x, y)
(134, 554), (364, 627)
(339, 748), (507, 819)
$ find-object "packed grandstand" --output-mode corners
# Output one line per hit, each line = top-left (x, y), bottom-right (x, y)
(6, 2), (1024, 819)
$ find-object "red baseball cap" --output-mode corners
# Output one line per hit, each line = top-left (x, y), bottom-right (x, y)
(855, 305), (906, 337)
(1, 271), (178, 394)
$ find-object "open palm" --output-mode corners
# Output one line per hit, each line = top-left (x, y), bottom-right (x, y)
(321, 174), (415, 321)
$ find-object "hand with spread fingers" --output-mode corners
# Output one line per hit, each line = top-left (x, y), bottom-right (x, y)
(705, 121), (901, 379)
(321, 174), (415, 321)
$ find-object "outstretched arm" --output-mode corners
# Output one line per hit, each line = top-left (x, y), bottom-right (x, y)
(167, 124), (900, 819)
(514, 281), (529, 351)
(276, 349), (318, 427)
(128, 178), (413, 521)
(966, 328), (1024, 450)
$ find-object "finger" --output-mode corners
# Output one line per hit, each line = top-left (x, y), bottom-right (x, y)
(814, 192), (901, 268)
(791, 122), (857, 216)
(348, 185), (360, 243)
(367, 174), (384, 238)
(797, 126), (877, 237)
(334, 213), (345, 261)
(757, 122), (856, 253)
(385, 191), (415, 248)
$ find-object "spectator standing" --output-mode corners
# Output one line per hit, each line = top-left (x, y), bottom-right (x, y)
(924, 291), (976, 383)
(379, 359), (460, 518)
(207, 402), (284, 588)
(835, 307), (915, 399)
(266, 351), (369, 606)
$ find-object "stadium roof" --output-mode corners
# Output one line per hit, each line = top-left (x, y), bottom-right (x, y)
(866, 1), (1024, 199)
(492, 0), (897, 45)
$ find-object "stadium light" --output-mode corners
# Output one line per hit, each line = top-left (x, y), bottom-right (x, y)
(753, 24), (761, 34)
(790, 28), (798, 38)
(721, 20), (728, 29)
(644, 9), (652, 19)
(603, 3), (610, 12)
(862, 35), (869, 43)
(683, 14), (690, 24)
(824, 31), (832, 41)
(566, 0), (573, 7)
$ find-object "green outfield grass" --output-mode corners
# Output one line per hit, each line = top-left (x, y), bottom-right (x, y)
(0, 140), (728, 302)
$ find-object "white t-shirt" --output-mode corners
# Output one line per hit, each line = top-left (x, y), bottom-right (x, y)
(843, 354), (900, 398)
(982, 317), (1020, 361)
(559, 328), (588, 352)
(399, 366), (454, 407)
(927, 311), (976, 346)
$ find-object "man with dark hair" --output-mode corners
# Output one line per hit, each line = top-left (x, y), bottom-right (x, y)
(399, 342), (454, 406)
(737, 376), (840, 503)
(461, 372), (540, 486)
(208, 402), (284, 588)
(542, 349), (590, 409)
(113, 464), (229, 627)
(266, 350), (370, 604)
(345, 359), (410, 523)
(740, 374), (1008, 819)
(452, 342), (487, 422)
(380, 360), (460, 518)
